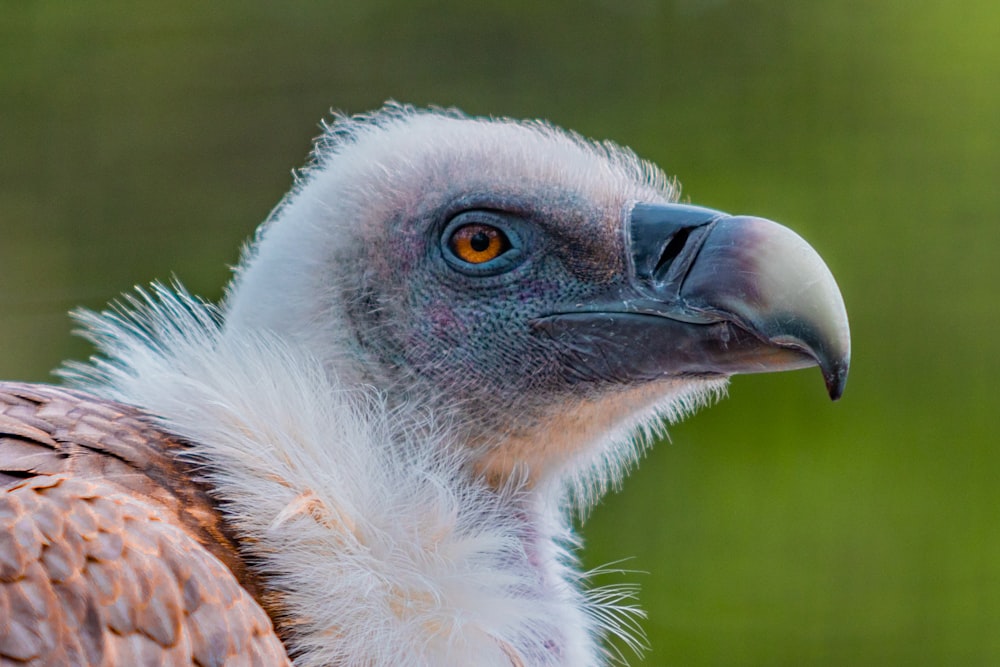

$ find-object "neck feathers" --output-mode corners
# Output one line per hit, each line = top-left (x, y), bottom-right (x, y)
(61, 285), (644, 666)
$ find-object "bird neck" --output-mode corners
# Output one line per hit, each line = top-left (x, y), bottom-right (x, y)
(64, 288), (639, 665)
(469, 381), (689, 499)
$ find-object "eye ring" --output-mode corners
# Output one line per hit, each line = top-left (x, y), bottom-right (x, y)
(449, 223), (510, 264)
(440, 211), (525, 276)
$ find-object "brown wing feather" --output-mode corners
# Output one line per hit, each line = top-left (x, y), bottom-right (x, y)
(0, 382), (291, 666)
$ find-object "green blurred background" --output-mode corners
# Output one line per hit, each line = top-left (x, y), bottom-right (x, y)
(2, 1), (997, 664)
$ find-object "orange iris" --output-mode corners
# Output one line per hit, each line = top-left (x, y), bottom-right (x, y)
(449, 224), (508, 264)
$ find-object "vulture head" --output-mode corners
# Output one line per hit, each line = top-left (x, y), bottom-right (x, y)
(224, 104), (848, 492)
(59, 103), (849, 665)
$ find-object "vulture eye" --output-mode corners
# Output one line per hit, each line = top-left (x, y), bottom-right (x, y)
(441, 211), (524, 276)
(448, 223), (510, 264)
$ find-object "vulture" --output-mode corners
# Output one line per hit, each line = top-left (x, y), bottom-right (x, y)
(0, 104), (850, 667)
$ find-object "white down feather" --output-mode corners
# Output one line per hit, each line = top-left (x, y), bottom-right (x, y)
(62, 286), (660, 666)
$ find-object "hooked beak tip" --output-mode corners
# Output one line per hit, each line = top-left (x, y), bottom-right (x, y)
(822, 358), (850, 401)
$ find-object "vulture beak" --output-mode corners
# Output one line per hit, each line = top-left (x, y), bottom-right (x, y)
(532, 203), (851, 399)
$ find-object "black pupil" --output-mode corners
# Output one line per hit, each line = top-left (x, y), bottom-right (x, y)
(470, 231), (491, 252)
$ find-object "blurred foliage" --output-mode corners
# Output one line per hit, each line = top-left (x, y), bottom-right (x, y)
(1, 1), (998, 664)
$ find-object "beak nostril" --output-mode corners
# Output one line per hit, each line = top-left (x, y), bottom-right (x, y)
(653, 227), (693, 279)
(628, 202), (724, 283)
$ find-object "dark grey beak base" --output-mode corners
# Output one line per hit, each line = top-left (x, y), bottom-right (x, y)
(533, 203), (851, 400)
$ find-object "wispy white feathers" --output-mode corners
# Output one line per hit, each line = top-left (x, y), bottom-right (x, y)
(557, 379), (727, 517)
(63, 285), (637, 666)
(307, 102), (676, 200)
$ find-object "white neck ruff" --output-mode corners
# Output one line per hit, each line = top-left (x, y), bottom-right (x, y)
(62, 285), (652, 667)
